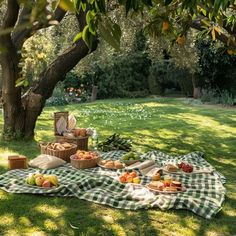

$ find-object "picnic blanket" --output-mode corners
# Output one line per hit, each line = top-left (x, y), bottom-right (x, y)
(0, 151), (226, 219)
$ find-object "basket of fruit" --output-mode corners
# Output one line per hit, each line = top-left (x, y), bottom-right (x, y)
(70, 150), (100, 169)
(39, 142), (77, 162)
(120, 151), (140, 165)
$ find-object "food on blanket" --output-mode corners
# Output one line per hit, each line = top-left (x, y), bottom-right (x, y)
(26, 173), (36, 185)
(42, 180), (51, 188)
(99, 160), (124, 169)
(44, 175), (59, 186)
(133, 177), (141, 184)
(104, 161), (114, 168)
(114, 161), (124, 169)
(126, 176), (133, 183)
(171, 181), (182, 188)
(118, 171), (140, 184)
(148, 179), (184, 192)
(152, 173), (161, 181)
(149, 181), (165, 191)
(166, 164), (178, 172)
(165, 186), (177, 192)
(121, 152), (139, 161)
(119, 176), (126, 183)
(25, 173), (59, 188)
(178, 162), (193, 173)
(130, 171), (137, 178)
(35, 176), (45, 186)
(75, 150), (98, 160)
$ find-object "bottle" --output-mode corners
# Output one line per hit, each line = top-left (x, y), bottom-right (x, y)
(92, 130), (98, 150)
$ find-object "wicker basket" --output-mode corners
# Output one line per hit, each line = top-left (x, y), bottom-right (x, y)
(70, 154), (99, 169)
(39, 142), (77, 162)
(54, 112), (69, 136)
(55, 135), (89, 151)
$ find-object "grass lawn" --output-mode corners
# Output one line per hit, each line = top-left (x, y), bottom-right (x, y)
(0, 97), (235, 236)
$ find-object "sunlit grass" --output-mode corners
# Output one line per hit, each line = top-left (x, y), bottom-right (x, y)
(0, 97), (236, 236)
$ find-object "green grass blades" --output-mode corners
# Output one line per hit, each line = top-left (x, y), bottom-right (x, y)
(0, 97), (236, 236)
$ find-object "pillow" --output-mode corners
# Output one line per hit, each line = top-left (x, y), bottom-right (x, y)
(29, 154), (66, 170)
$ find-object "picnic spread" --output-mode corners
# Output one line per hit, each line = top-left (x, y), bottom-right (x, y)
(0, 112), (226, 219)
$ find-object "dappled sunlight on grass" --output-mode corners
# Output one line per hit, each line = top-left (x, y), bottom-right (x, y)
(0, 98), (236, 235)
(35, 204), (66, 218)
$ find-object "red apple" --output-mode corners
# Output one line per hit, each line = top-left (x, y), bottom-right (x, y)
(42, 180), (51, 188)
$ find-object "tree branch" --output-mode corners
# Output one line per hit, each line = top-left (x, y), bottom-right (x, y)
(32, 9), (98, 100)
(12, 6), (67, 50)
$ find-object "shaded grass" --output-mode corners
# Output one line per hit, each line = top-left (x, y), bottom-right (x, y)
(0, 97), (236, 236)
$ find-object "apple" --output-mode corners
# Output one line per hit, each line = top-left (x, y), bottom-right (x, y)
(26, 174), (36, 185)
(35, 176), (45, 186)
(133, 177), (141, 184)
(42, 180), (51, 188)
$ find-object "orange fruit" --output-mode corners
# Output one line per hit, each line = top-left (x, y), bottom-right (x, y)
(130, 172), (137, 178)
(176, 35), (186, 45)
(119, 176), (126, 183)
(162, 21), (169, 31)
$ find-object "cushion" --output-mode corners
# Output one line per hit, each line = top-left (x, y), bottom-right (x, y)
(29, 154), (66, 170)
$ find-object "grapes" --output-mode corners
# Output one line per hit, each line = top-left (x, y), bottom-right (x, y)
(178, 162), (193, 173)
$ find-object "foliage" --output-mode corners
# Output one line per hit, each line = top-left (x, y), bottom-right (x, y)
(196, 38), (236, 94)
(46, 83), (68, 106)
(201, 88), (235, 106)
(148, 60), (193, 96)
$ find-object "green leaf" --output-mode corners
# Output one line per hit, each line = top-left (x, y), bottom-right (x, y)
(73, 32), (82, 43)
(213, 0), (222, 16)
(58, 0), (74, 11)
(98, 19), (121, 51)
(82, 25), (94, 49)
(74, 0), (81, 12)
(126, 0), (132, 15)
(15, 78), (28, 87)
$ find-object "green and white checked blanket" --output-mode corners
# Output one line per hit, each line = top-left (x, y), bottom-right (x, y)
(0, 151), (226, 219)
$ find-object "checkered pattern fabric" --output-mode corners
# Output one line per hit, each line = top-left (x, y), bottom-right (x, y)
(0, 151), (226, 219)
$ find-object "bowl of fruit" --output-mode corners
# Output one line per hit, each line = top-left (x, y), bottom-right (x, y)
(70, 150), (100, 169)
(120, 151), (140, 166)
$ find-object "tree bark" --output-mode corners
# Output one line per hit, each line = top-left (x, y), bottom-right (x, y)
(192, 75), (201, 99)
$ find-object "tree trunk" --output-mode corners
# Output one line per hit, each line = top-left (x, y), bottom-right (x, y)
(0, 3), (97, 140)
(192, 74), (201, 99)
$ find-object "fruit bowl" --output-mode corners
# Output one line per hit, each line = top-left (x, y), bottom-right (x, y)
(70, 150), (100, 169)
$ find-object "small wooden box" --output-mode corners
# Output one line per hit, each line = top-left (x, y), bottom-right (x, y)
(8, 155), (28, 170)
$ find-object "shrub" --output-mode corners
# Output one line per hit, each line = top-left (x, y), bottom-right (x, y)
(46, 83), (68, 106)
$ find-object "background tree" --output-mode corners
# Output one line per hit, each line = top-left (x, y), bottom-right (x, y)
(0, 0), (236, 140)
